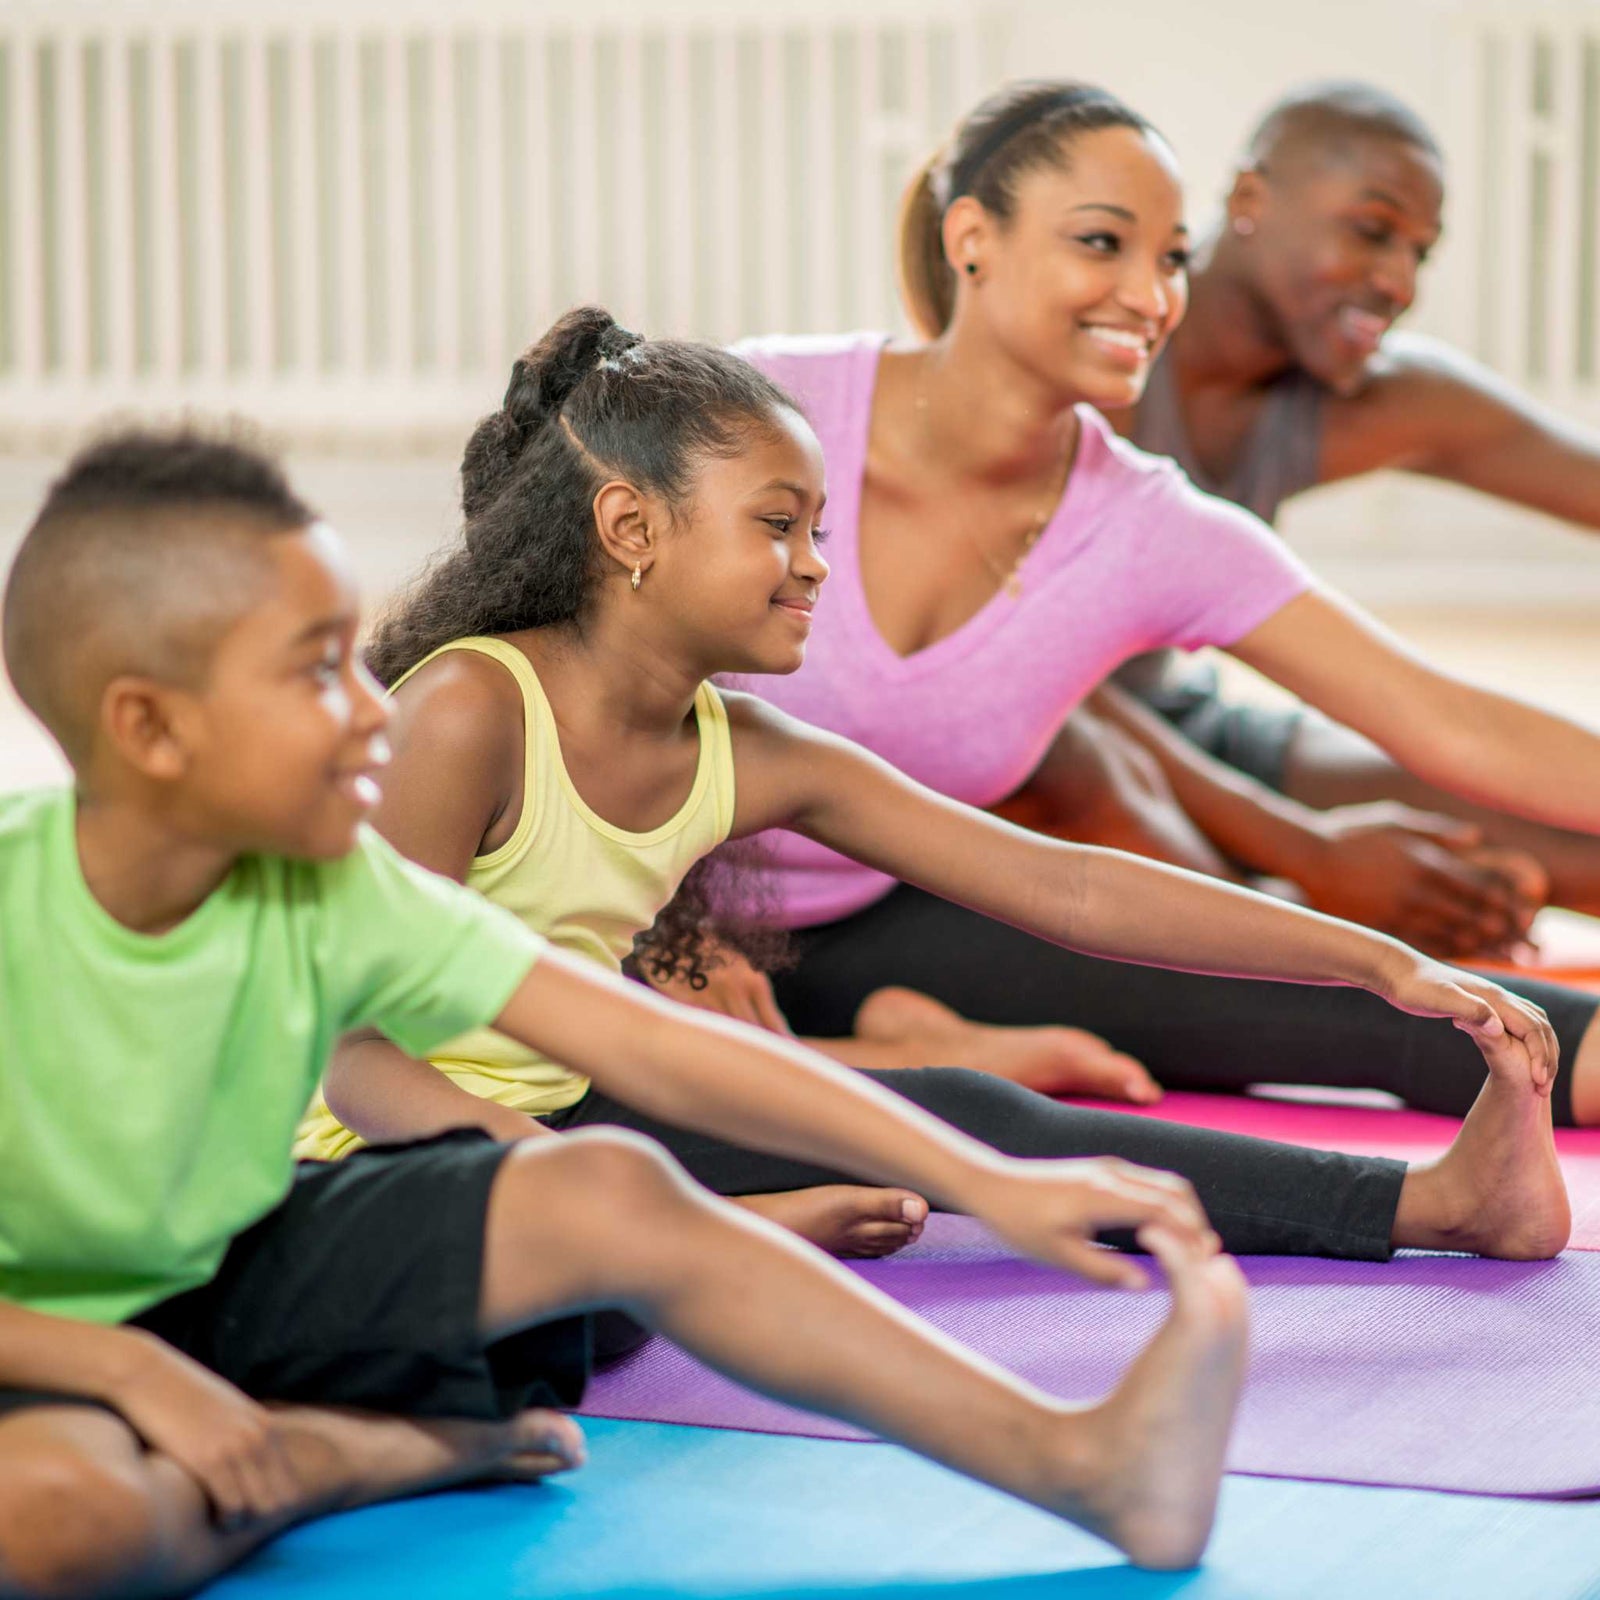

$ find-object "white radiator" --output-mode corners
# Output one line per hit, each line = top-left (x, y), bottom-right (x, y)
(0, 0), (994, 444)
(1446, 1), (1600, 416)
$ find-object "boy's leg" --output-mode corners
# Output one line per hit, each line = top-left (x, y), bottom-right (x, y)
(480, 1129), (1248, 1572)
(0, 1392), (579, 1598)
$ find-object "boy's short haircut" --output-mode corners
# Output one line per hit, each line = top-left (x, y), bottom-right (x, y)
(2, 427), (317, 763)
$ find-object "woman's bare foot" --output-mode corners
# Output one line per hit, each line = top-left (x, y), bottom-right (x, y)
(733, 1185), (929, 1258)
(854, 987), (1162, 1103)
(268, 1404), (587, 1510)
(1034, 1228), (1248, 1570)
(1392, 1049), (1571, 1259)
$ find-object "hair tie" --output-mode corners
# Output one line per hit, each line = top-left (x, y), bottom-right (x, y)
(947, 86), (1094, 203)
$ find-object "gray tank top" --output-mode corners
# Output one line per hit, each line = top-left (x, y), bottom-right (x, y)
(1116, 352), (1326, 700)
(1128, 351), (1326, 525)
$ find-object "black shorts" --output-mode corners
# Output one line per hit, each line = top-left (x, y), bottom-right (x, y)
(1118, 656), (1303, 791)
(0, 1131), (608, 1426)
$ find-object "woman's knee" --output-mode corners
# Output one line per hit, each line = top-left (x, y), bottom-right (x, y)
(0, 1445), (162, 1599)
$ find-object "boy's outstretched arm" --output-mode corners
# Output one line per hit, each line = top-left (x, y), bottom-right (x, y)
(720, 695), (1558, 1094)
(323, 1031), (552, 1146)
(0, 1300), (302, 1524)
(495, 953), (1214, 1289)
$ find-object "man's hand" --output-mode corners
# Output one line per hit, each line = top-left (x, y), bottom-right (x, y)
(1298, 803), (1542, 957)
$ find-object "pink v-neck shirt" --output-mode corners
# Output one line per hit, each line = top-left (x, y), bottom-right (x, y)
(732, 332), (1314, 929)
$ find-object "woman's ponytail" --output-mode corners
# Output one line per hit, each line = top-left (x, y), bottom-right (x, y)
(896, 151), (957, 340)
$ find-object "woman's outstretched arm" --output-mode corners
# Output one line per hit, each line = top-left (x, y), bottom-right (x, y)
(1229, 587), (1600, 836)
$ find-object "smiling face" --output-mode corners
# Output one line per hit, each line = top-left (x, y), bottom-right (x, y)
(1232, 133), (1444, 392)
(645, 405), (831, 678)
(947, 124), (1192, 408)
(173, 523), (392, 858)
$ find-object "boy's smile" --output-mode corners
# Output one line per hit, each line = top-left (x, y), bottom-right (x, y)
(184, 522), (390, 859)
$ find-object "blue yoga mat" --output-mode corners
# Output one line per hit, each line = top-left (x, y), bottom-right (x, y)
(206, 1418), (1600, 1599)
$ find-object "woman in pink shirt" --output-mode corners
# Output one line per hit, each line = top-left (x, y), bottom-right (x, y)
(660, 80), (1600, 1128)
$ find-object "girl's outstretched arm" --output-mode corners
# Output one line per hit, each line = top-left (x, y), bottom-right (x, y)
(720, 694), (1557, 1089)
(1230, 587), (1600, 837)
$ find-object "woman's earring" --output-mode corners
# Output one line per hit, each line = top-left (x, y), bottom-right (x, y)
(630, 561), (643, 591)
(1232, 216), (1255, 237)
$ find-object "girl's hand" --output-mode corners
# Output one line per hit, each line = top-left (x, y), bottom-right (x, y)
(960, 1157), (1221, 1290)
(1371, 953), (1558, 1094)
(113, 1334), (302, 1527)
(1299, 804), (1541, 958)
(646, 947), (795, 1036)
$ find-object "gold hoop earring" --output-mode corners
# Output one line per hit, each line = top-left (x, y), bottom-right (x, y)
(630, 561), (642, 591)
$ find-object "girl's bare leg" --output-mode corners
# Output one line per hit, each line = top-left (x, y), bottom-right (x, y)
(480, 1130), (1248, 1572)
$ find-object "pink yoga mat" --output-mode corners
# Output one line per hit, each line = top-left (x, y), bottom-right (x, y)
(581, 1216), (1600, 1497)
(1071, 1090), (1600, 1252)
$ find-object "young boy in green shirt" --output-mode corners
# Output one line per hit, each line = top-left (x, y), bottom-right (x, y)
(0, 431), (1255, 1594)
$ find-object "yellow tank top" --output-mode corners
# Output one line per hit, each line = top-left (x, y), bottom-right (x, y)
(296, 635), (736, 1159)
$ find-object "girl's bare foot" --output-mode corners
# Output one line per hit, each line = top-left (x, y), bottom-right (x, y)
(854, 987), (1162, 1103)
(1034, 1227), (1248, 1570)
(1392, 1048), (1571, 1259)
(733, 1185), (929, 1257)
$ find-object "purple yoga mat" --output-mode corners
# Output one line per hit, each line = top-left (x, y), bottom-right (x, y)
(581, 1216), (1600, 1497)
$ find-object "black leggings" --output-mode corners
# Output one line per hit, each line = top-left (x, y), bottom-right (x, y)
(547, 1067), (1404, 1261)
(769, 884), (1594, 1127)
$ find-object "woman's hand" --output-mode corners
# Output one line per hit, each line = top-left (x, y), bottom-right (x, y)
(645, 947), (795, 1035)
(1369, 950), (1558, 1094)
(112, 1333), (303, 1527)
(1295, 803), (1543, 957)
(956, 1156), (1221, 1290)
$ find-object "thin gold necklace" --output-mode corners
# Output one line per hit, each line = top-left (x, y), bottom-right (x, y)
(912, 358), (1075, 600)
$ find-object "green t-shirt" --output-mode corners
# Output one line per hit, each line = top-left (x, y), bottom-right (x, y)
(0, 788), (546, 1325)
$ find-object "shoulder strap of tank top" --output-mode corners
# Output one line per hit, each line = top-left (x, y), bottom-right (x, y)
(388, 636), (550, 866)
(692, 681), (738, 847)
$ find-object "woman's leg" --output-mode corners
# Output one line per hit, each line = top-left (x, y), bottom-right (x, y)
(771, 885), (1596, 1127)
(1281, 712), (1600, 915)
(480, 1129), (1248, 1572)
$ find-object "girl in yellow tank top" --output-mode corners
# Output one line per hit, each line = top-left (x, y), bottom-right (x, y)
(300, 305), (1561, 1279)
(297, 639), (733, 1153)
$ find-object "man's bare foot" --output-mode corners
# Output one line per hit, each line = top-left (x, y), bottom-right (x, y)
(1392, 1052), (1571, 1259)
(1034, 1228), (1248, 1570)
(268, 1404), (587, 1511)
(854, 987), (1162, 1103)
(733, 1186), (928, 1258)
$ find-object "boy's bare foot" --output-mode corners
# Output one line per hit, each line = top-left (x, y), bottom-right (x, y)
(1037, 1227), (1248, 1571)
(269, 1404), (587, 1510)
(1392, 1048), (1571, 1259)
(854, 987), (1162, 1103)
(734, 1186), (928, 1258)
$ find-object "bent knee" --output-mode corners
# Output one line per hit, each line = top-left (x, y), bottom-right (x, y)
(505, 1126), (698, 1213)
(0, 1449), (162, 1599)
